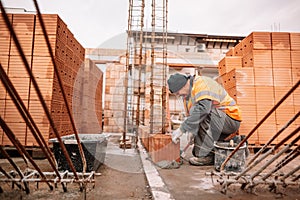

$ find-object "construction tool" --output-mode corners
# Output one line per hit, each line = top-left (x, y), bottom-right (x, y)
(180, 142), (191, 160)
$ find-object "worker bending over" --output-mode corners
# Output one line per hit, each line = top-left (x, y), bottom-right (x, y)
(167, 73), (242, 166)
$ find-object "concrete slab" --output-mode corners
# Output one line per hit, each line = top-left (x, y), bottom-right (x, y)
(137, 133), (300, 200)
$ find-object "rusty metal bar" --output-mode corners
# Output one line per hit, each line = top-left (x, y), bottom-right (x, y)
(236, 126), (300, 179)
(150, 0), (155, 135)
(161, 0), (168, 134)
(0, 146), (31, 194)
(247, 111), (300, 166)
(0, 64), (55, 166)
(281, 165), (300, 181)
(0, 2), (79, 179)
(0, 117), (54, 190)
(292, 173), (300, 182)
(275, 145), (300, 168)
(136, 0), (145, 130)
(0, 170), (99, 188)
(32, 0), (87, 173)
(220, 79), (300, 171)
(0, 64), (68, 189)
(123, 0), (134, 150)
(261, 146), (300, 181)
(0, 166), (23, 190)
(249, 129), (300, 180)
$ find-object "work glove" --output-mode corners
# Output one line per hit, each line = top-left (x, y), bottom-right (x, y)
(171, 128), (183, 144)
(187, 132), (195, 145)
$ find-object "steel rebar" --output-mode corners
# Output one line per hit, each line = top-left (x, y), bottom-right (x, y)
(32, 0), (87, 173)
(261, 146), (300, 181)
(247, 111), (300, 166)
(281, 165), (300, 181)
(0, 117), (54, 191)
(0, 166), (23, 190)
(220, 79), (299, 171)
(0, 146), (31, 194)
(0, 64), (67, 191)
(0, 2), (80, 180)
(249, 129), (300, 180)
(236, 127), (300, 180)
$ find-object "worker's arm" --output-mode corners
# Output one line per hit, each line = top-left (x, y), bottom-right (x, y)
(179, 99), (212, 135)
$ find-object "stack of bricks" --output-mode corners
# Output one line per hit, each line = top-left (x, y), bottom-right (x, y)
(218, 32), (300, 145)
(0, 13), (102, 147)
(76, 58), (103, 134)
(103, 63), (127, 133)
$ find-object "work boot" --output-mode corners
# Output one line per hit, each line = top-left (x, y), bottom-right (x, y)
(189, 156), (214, 166)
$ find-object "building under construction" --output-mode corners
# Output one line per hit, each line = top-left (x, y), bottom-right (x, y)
(0, 0), (299, 199)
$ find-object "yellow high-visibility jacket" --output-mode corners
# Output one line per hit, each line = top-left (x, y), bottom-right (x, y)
(185, 76), (242, 122)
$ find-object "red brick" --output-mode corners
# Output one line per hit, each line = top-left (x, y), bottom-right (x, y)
(290, 32), (300, 50)
(149, 133), (180, 163)
(218, 56), (242, 76)
(242, 32), (271, 55)
(273, 68), (292, 86)
(243, 50), (272, 68)
(272, 50), (291, 68)
(254, 68), (273, 86)
(271, 32), (291, 50)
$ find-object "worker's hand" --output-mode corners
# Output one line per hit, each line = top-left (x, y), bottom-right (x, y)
(171, 128), (183, 144)
(187, 132), (195, 145)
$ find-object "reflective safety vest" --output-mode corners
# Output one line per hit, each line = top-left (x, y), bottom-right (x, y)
(184, 76), (242, 121)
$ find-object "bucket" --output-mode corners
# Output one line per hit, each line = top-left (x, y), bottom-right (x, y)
(214, 141), (246, 172)
(49, 134), (109, 172)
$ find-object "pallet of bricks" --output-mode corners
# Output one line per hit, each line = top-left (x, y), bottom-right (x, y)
(0, 13), (88, 147)
(217, 31), (300, 146)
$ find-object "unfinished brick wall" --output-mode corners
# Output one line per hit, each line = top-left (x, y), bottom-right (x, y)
(218, 32), (300, 146)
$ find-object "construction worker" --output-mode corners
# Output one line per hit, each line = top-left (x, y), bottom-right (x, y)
(167, 73), (242, 166)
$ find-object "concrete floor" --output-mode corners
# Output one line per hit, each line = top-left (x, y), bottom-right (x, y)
(134, 132), (300, 200)
(0, 132), (299, 200)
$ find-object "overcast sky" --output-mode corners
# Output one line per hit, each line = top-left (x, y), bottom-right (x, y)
(2, 0), (300, 48)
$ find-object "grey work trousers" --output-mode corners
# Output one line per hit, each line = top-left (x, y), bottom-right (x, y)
(192, 107), (240, 158)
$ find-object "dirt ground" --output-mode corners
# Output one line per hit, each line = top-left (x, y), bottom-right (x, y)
(0, 134), (299, 200)
(0, 134), (152, 200)
(0, 163), (151, 200)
